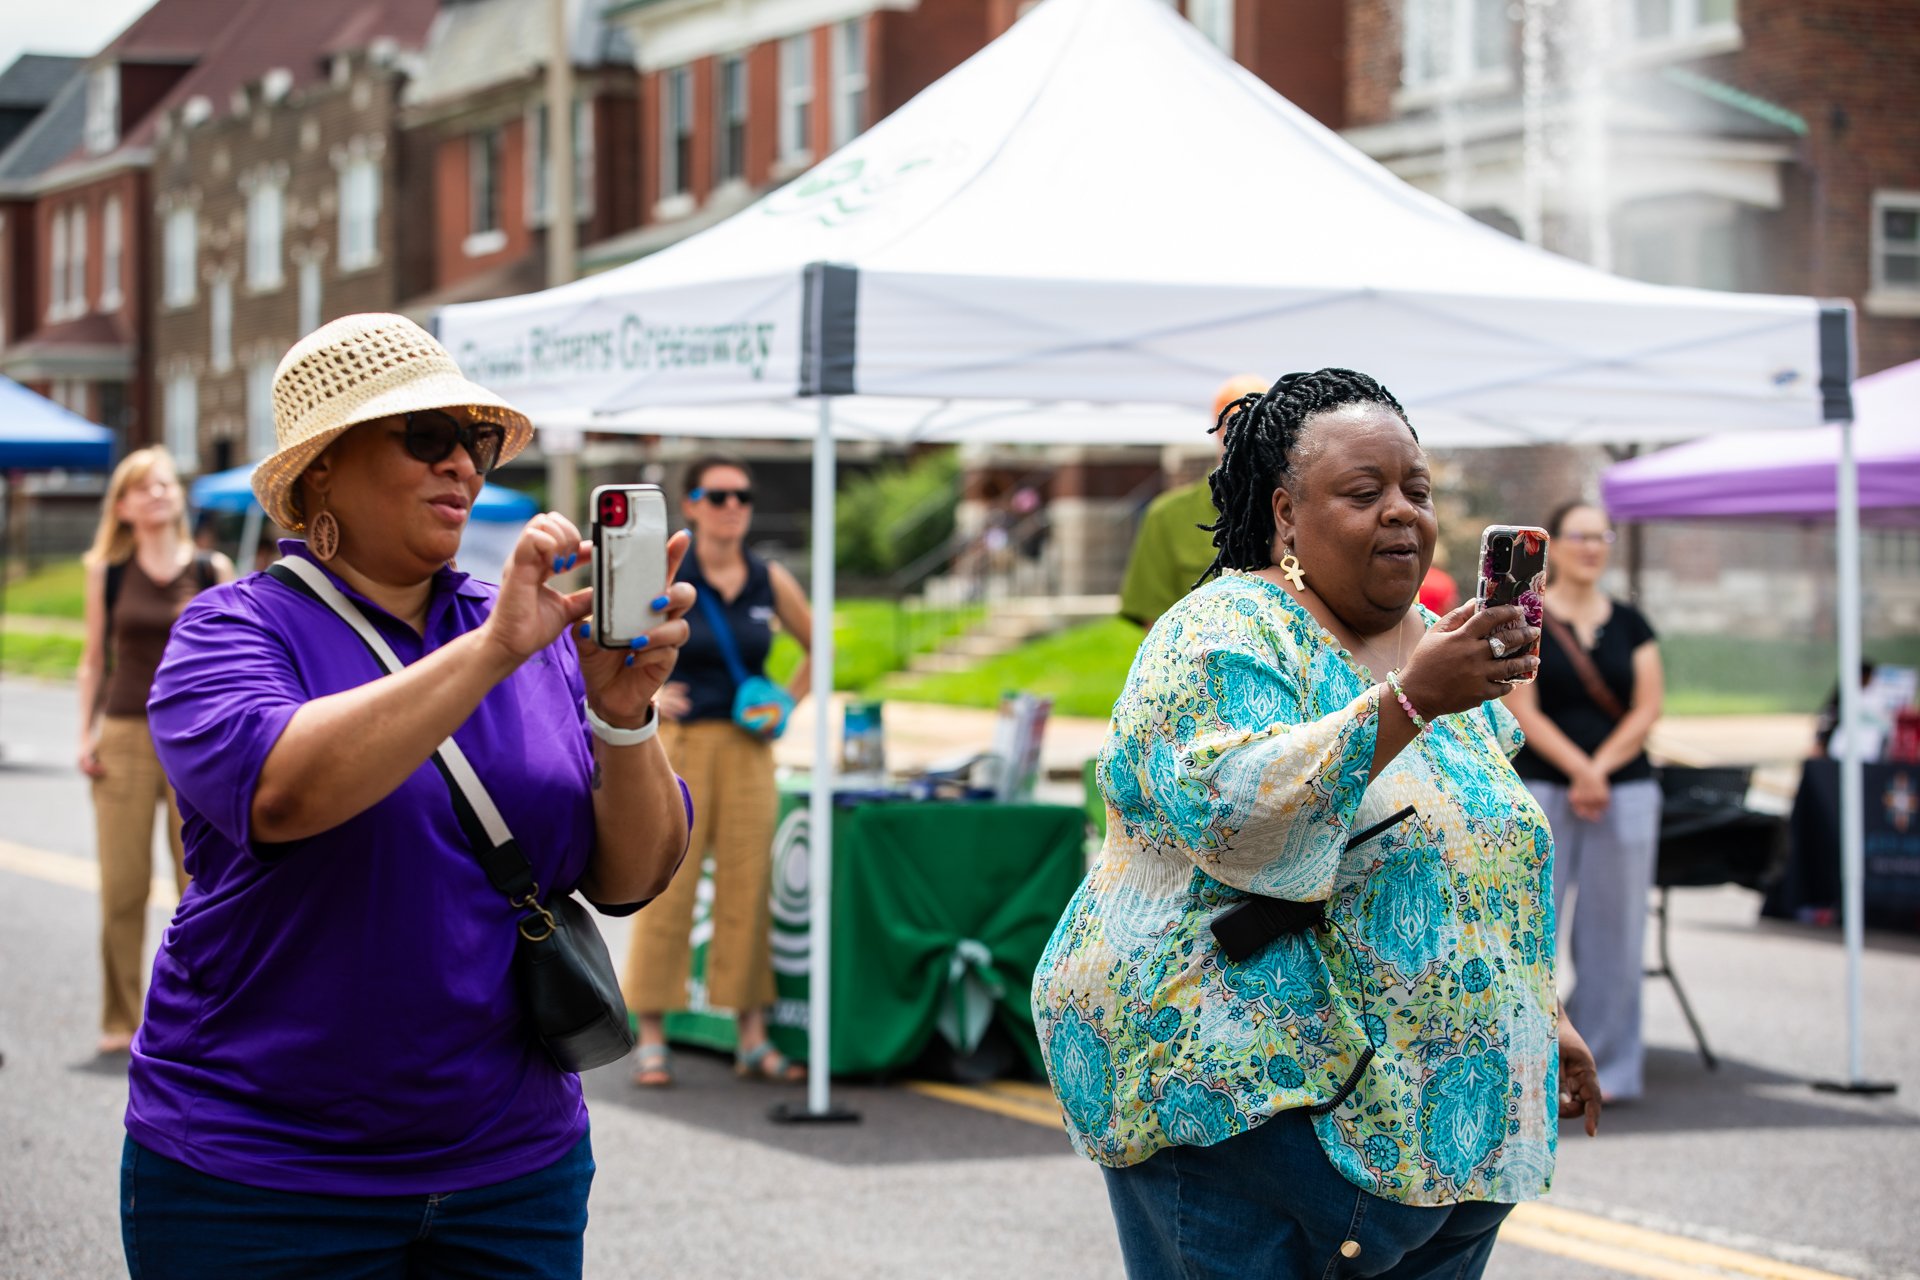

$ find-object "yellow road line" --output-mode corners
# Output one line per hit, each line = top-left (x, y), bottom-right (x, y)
(903, 1080), (1064, 1130)
(0, 839), (179, 908)
(905, 1080), (1861, 1280)
(1509, 1204), (1858, 1280)
(1499, 1222), (1728, 1280)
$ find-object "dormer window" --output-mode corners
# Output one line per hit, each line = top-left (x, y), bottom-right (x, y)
(85, 64), (120, 155)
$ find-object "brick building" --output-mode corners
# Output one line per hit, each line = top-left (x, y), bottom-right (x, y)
(397, 0), (642, 313)
(147, 1), (439, 476)
(1341, 0), (1920, 637)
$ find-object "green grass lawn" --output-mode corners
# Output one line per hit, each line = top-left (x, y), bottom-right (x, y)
(2, 557), (88, 619)
(882, 621), (1920, 722)
(0, 630), (84, 680)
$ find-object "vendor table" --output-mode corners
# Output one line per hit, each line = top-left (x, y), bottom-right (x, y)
(1762, 760), (1920, 933)
(662, 788), (1086, 1075)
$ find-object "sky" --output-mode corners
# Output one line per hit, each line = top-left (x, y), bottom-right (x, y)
(0, 0), (155, 77)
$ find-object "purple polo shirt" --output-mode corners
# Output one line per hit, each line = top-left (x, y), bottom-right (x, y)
(131, 543), (660, 1195)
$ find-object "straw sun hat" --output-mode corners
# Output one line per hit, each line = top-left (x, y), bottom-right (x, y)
(250, 313), (532, 531)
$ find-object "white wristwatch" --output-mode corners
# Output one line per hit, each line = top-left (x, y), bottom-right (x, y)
(585, 700), (659, 746)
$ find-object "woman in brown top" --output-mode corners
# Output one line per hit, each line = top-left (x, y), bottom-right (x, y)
(77, 447), (232, 1055)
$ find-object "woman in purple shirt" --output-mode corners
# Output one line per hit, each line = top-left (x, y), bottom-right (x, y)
(125, 314), (695, 1278)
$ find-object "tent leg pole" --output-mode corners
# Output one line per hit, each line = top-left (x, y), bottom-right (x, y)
(772, 394), (858, 1124)
(238, 503), (264, 574)
(1815, 416), (1895, 1097)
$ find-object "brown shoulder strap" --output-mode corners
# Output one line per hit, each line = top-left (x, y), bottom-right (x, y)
(1542, 612), (1626, 722)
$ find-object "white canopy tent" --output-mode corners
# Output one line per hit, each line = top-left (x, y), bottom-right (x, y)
(439, 0), (1873, 1113)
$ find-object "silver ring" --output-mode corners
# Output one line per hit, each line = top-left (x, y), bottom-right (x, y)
(1489, 636), (1509, 659)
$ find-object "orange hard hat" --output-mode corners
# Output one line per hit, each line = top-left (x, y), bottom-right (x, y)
(1212, 374), (1269, 423)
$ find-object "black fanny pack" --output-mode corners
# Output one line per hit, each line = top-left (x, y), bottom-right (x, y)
(267, 559), (636, 1073)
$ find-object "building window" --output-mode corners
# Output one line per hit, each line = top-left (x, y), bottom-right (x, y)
(246, 180), (284, 289)
(715, 54), (747, 186)
(779, 34), (814, 165)
(0, 213), (7, 346)
(662, 66), (694, 199)
(164, 373), (198, 472)
(163, 208), (196, 308)
(66, 204), (87, 317)
(1632, 0), (1737, 43)
(1872, 192), (1920, 296)
(210, 277), (233, 373)
(47, 207), (67, 319)
(299, 258), (322, 335)
(1187, 0), (1234, 55)
(526, 100), (594, 226)
(1402, 0), (1510, 89)
(832, 19), (867, 149)
(466, 128), (505, 255)
(85, 64), (119, 155)
(99, 195), (122, 310)
(247, 359), (277, 459)
(338, 156), (380, 270)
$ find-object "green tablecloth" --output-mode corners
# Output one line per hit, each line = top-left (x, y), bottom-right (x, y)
(663, 791), (1086, 1075)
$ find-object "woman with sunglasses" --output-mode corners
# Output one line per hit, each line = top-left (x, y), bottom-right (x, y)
(123, 315), (694, 1278)
(623, 454), (813, 1087)
(1505, 500), (1665, 1103)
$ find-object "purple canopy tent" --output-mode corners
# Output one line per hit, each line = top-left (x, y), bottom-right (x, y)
(1601, 358), (1920, 524)
(1601, 355), (1915, 1095)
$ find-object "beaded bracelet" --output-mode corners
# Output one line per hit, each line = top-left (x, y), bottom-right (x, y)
(1385, 669), (1429, 733)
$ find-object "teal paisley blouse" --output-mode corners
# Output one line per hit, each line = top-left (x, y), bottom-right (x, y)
(1031, 573), (1559, 1206)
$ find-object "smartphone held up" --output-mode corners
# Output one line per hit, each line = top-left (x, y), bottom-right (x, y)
(591, 484), (670, 650)
(1476, 524), (1549, 684)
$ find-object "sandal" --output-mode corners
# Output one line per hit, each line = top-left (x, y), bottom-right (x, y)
(632, 1043), (673, 1088)
(734, 1040), (806, 1083)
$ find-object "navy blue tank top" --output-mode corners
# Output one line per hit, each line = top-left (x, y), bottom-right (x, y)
(676, 548), (777, 723)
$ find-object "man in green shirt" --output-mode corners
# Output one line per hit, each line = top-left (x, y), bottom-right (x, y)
(1118, 374), (1267, 628)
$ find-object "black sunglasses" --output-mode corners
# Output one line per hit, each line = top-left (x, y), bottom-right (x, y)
(694, 487), (753, 507)
(393, 409), (506, 475)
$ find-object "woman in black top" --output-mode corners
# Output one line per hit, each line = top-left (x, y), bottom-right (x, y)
(622, 455), (814, 1088)
(1506, 501), (1664, 1101)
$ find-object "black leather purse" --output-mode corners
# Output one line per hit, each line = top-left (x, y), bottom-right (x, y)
(268, 559), (637, 1073)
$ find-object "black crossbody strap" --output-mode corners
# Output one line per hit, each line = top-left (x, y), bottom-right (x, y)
(265, 559), (538, 902)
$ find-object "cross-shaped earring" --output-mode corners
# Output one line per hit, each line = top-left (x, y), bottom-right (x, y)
(1278, 548), (1306, 591)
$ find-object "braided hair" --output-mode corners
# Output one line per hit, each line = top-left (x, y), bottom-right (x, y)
(1198, 368), (1413, 587)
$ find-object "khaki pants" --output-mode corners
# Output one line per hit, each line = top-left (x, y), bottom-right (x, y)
(92, 715), (189, 1037)
(623, 720), (778, 1014)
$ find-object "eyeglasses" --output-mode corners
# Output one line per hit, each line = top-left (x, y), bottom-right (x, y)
(692, 487), (753, 507)
(394, 409), (506, 475)
(1560, 531), (1617, 546)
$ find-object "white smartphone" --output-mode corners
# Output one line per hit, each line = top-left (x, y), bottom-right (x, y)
(590, 484), (669, 649)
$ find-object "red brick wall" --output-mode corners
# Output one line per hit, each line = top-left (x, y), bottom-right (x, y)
(747, 42), (779, 188)
(1244, 0), (1349, 129)
(873, 0), (992, 119)
(1346, 0), (1399, 128)
(1706, 0), (1920, 375)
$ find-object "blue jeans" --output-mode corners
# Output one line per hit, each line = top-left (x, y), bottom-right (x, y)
(120, 1133), (594, 1279)
(1102, 1111), (1513, 1280)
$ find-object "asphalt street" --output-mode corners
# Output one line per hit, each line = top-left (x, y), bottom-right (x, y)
(2, 676), (1917, 1279)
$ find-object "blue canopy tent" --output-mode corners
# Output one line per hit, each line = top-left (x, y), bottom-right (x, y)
(189, 462), (539, 573)
(0, 376), (114, 760)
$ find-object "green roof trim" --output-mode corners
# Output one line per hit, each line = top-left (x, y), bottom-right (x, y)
(1660, 66), (1808, 137)
(600, 0), (662, 17)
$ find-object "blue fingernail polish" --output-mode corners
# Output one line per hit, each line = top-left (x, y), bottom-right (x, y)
(551, 557), (564, 573)
(624, 653), (635, 667)
(577, 623), (590, 638)
(630, 636), (650, 650)
(650, 594), (669, 611)
(565, 554), (578, 570)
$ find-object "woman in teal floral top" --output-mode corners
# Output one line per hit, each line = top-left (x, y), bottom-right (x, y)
(1033, 370), (1601, 1279)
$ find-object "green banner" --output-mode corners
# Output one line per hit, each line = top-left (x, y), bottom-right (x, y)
(662, 794), (1087, 1075)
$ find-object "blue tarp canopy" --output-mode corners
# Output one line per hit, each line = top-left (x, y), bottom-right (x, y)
(191, 462), (539, 522)
(0, 375), (113, 470)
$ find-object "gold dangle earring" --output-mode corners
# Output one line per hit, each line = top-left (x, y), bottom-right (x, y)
(1278, 544), (1306, 591)
(308, 498), (340, 562)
